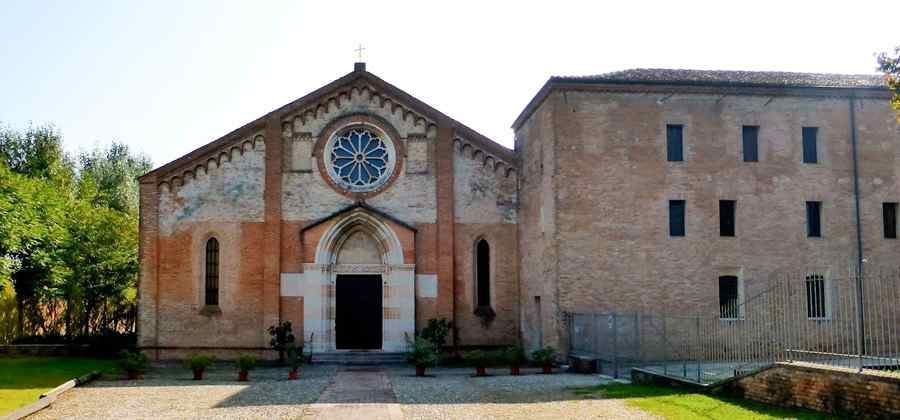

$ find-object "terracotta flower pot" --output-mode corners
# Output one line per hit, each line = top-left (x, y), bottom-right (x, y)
(288, 370), (299, 380)
(542, 365), (553, 374)
(475, 366), (487, 376)
(510, 366), (521, 376)
(415, 366), (426, 377)
(193, 369), (204, 380)
(238, 371), (249, 381)
(127, 370), (141, 380)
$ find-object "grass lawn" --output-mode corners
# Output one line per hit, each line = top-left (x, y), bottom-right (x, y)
(0, 356), (119, 416)
(573, 383), (841, 420)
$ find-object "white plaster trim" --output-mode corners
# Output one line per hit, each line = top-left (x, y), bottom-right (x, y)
(416, 274), (437, 298)
(280, 273), (304, 297)
(303, 210), (414, 353)
(314, 208), (405, 265)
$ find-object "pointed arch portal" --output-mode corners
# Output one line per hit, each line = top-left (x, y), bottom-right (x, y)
(299, 206), (415, 352)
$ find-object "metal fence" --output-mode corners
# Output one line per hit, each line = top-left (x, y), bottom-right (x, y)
(566, 266), (900, 384)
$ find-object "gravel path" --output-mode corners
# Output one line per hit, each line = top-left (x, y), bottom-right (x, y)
(28, 365), (655, 419)
(388, 367), (658, 420)
(29, 364), (337, 420)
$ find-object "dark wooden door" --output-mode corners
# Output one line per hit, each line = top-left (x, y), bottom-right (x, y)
(335, 274), (383, 350)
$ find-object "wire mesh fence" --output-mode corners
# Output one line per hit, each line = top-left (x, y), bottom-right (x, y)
(566, 266), (900, 384)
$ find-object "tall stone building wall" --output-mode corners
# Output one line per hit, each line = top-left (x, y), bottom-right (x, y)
(453, 137), (519, 345)
(515, 81), (899, 354)
(516, 100), (561, 353)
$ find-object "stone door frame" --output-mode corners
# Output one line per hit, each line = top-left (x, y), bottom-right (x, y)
(302, 208), (415, 352)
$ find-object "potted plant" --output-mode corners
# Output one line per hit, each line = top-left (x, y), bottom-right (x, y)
(267, 321), (296, 365)
(187, 355), (215, 380)
(421, 318), (452, 349)
(531, 346), (557, 374)
(119, 350), (148, 380)
(286, 343), (303, 380)
(406, 336), (438, 377)
(462, 350), (492, 377)
(505, 344), (527, 376)
(236, 354), (257, 381)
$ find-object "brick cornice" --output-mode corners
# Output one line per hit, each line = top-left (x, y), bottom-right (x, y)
(512, 79), (894, 131)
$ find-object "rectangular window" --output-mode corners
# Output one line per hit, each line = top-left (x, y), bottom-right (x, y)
(884, 202), (898, 239)
(719, 276), (740, 319)
(669, 200), (685, 237)
(742, 126), (759, 162)
(802, 127), (818, 164)
(806, 201), (822, 238)
(720, 200), (736, 237)
(805, 274), (828, 319)
(667, 124), (683, 162)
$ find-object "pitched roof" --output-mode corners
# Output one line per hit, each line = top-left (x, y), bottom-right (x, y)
(553, 68), (886, 89)
(140, 64), (513, 182)
(513, 68), (890, 130)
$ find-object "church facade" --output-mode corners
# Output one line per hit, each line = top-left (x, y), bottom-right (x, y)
(137, 64), (896, 359)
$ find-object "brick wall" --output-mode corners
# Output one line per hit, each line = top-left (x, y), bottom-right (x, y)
(516, 97), (562, 353)
(719, 363), (900, 419)
(515, 85), (900, 355)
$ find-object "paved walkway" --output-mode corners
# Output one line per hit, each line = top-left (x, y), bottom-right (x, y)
(27, 365), (653, 419)
(304, 367), (403, 419)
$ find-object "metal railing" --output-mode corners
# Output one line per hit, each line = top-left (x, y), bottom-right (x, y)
(566, 266), (900, 384)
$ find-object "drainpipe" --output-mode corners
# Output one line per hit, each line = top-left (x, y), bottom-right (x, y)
(849, 94), (866, 364)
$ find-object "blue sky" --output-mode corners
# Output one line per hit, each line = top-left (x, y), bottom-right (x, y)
(1, 0), (897, 168)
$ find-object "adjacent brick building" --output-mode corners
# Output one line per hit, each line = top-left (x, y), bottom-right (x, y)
(137, 64), (896, 358)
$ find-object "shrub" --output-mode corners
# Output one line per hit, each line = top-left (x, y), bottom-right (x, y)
(267, 321), (295, 363)
(236, 354), (257, 372)
(118, 350), (148, 373)
(405, 336), (438, 367)
(13, 330), (137, 356)
(504, 344), (527, 367)
(187, 355), (215, 371)
(531, 346), (558, 367)
(420, 318), (452, 348)
(462, 350), (501, 367)
(286, 343), (304, 371)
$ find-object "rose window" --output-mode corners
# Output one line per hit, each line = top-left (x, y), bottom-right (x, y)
(325, 127), (394, 192)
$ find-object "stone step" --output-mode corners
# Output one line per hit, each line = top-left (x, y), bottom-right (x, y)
(310, 351), (407, 365)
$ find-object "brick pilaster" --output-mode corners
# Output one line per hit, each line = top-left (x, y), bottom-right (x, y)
(435, 124), (456, 337)
(263, 116), (283, 344)
(137, 179), (159, 350)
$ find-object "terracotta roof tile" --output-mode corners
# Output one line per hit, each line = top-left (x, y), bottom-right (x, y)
(552, 68), (886, 89)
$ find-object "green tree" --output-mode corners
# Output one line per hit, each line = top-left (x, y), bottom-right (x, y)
(0, 125), (150, 342)
(78, 142), (151, 214)
(877, 46), (900, 119)
(0, 123), (75, 191)
(0, 164), (69, 337)
(62, 201), (138, 335)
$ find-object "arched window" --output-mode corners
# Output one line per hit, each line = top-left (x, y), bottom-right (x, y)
(475, 239), (490, 308)
(205, 238), (219, 306)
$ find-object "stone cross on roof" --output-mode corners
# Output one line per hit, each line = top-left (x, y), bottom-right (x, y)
(355, 44), (366, 62)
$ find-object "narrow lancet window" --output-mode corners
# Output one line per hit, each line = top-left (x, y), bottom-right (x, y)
(205, 238), (219, 306)
(475, 239), (491, 308)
